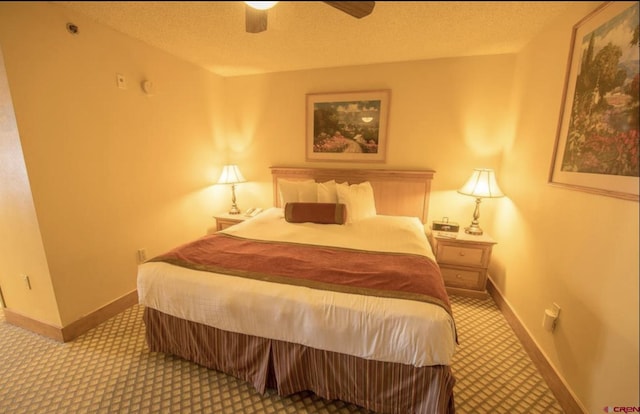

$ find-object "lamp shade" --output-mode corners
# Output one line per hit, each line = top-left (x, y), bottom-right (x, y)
(458, 168), (504, 198)
(245, 1), (278, 10)
(217, 165), (246, 185)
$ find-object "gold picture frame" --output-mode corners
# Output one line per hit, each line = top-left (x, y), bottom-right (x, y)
(306, 90), (390, 162)
(549, 1), (639, 201)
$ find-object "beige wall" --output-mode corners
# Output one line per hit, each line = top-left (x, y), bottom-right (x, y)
(0, 2), (227, 326)
(494, 3), (639, 412)
(0, 1), (637, 413)
(0, 48), (60, 324)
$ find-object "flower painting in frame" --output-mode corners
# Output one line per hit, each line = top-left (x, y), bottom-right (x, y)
(549, 1), (639, 201)
(306, 90), (390, 162)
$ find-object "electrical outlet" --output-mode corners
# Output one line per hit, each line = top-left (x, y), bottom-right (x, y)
(137, 249), (147, 263)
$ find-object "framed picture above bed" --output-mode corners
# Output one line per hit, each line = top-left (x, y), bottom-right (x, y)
(306, 90), (390, 162)
(549, 1), (639, 201)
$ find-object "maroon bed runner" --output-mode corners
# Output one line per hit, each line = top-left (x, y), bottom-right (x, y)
(150, 233), (452, 316)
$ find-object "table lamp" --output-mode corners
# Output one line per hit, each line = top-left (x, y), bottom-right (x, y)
(457, 168), (504, 235)
(217, 164), (246, 214)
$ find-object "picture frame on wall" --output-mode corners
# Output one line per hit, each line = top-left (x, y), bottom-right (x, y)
(306, 90), (390, 162)
(549, 1), (639, 201)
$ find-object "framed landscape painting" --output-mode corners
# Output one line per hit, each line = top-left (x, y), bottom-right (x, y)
(549, 1), (639, 201)
(306, 90), (390, 162)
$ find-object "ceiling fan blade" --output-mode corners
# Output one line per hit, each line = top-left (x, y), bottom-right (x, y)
(322, 1), (375, 19)
(245, 5), (268, 33)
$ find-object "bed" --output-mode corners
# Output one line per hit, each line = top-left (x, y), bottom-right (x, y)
(137, 167), (457, 414)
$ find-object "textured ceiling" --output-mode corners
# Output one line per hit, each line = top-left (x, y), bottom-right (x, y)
(58, 1), (574, 77)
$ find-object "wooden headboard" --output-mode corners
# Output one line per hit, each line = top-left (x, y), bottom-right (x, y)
(270, 167), (435, 223)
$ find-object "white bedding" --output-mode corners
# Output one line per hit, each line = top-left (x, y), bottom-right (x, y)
(137, 207), (457, 367)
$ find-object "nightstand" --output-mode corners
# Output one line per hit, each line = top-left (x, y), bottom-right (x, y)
(428, 230), (496, 299)
(214, 213), (250, 231)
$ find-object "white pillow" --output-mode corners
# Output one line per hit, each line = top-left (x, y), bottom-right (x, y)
(278, 179), (318, 205)
(336, 181), (377, 223)
(317, 180), (339, 203)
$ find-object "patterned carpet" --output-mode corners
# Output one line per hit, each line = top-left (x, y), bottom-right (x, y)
(0, 295), (564, 413)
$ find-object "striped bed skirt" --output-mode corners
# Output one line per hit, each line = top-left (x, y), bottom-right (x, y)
(143, 307), (456, 414)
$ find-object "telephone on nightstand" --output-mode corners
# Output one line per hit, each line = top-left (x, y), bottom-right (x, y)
(244, 207), (263, 217)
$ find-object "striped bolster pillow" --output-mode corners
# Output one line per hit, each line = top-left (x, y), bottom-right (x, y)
(284, 202), (348, 225)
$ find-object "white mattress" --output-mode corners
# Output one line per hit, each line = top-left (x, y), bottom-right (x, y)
(137, 207), (457, 367)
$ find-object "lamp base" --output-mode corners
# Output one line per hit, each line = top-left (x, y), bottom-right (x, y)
(228, 183), (241, 214)
(464, 197), (484, 235)
(465, 225), (483, 236)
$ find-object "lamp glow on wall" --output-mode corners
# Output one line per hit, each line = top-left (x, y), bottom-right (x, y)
(457, 168), (504, 236)
(217, 165), (246, 215)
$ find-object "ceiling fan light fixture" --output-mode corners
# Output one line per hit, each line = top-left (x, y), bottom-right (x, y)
(243, 1), (374, 34)
(244, 1), (278, 10)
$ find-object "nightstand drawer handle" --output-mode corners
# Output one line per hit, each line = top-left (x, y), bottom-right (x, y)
(456, 274), (462, 279)
(458, 251), (466, 256)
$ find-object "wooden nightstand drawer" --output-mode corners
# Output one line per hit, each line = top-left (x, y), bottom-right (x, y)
(428, 229), (496, 299)
(216, 219), (238, 231)
(437, 245), (486, 267)
(214, 213), (250, 231)
(440, 266), (484, 290)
